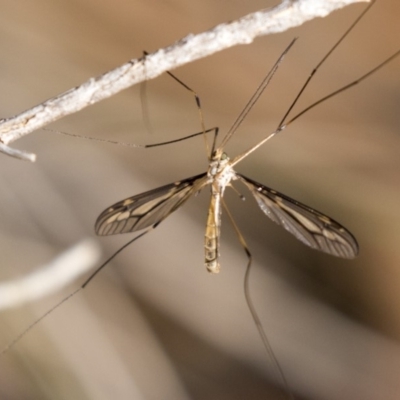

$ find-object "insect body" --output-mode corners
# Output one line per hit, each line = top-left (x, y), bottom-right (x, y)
(204, 149), (237, 272)
(95, 145), (358, 273)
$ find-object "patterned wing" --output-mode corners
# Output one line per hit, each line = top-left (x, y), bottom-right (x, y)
(96, 172), (208, 236)
(237, 174), (358, 258)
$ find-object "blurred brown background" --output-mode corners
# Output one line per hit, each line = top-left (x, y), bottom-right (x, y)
(0, 0), (400, 399)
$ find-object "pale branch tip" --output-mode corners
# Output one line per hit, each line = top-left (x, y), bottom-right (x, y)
(0, 0), (367, 161)
(0, 239), (101, 310)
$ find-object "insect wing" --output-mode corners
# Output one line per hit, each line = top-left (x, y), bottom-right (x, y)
(96, 172), (208, 236)
(237, 174), (358, 258)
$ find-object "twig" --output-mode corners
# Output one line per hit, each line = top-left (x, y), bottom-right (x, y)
(0, 239), (101, 309)
(0, 0), (367, 161)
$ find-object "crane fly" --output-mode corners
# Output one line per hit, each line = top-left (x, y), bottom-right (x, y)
(95, 142), (358, 273)
(94, 54), (360, 275)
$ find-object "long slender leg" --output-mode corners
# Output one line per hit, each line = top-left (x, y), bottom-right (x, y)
(82, 227), (155, 288)
(164, 70), (211, 158)
(230, 1), (400, 167)
(282, 47), (400, 128)
(218, 38), (297, 150)
(277, 0), (377, 129)
(143, 50), (211, 158)
(0, 287), (81, 356)
(0, 224), (157, 356)
(50, 59), (220, 153)
(47, 126), (219, 149)
(222, 200), (295, 400)
(231, 46), (400, 168)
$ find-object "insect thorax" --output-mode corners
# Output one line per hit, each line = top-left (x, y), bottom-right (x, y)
(207, 151), (237, 193)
